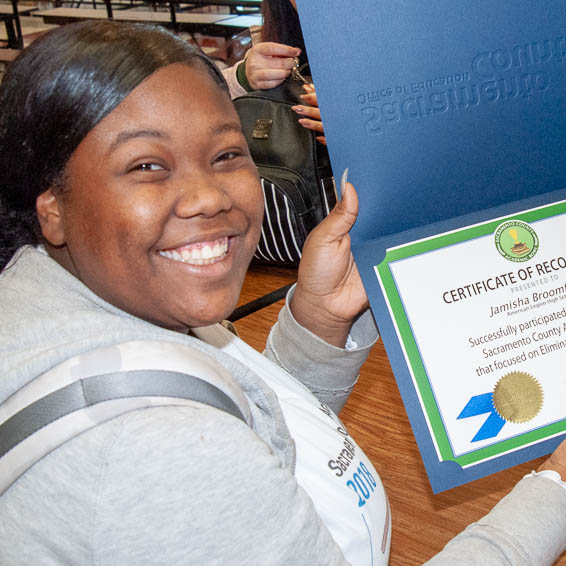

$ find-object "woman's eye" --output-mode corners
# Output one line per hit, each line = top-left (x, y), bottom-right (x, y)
(131, 162), (165, 172)
(215, 150), (242, 163)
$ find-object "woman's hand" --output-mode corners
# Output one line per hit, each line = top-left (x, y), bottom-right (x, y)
(537, 438), (566, 480)
(244, 42), (301, 90)
(290, 170), (368, 348)
(292, 84), (326, 145)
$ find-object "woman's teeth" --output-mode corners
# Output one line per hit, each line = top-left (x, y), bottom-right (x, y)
(159, 238), (228, 265)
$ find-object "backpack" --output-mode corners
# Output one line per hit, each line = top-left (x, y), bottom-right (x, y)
(0, 340), (251, 496)
(233, 71), (336, 266)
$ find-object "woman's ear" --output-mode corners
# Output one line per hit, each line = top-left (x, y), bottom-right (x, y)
(36, 188), (66, 246)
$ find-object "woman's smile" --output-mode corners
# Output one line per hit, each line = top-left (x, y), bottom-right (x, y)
(158, 236), (230, 266)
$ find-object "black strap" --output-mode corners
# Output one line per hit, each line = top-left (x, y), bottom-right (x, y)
(0, 369), (246, 460)
(228, 284), (294, 322)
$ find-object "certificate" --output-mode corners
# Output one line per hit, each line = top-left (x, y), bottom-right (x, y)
(296, 0), (566, 491)
(375, 201), (566, 473)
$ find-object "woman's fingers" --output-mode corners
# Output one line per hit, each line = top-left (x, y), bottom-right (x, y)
(292, 104), (321, 120)
(252, 41), (301, 59)
(300, 91), (318, 105)
(327, 170), (358, 238)
(293, 105), (324, 134)
(245, 42), (301, 90)
(297, 118), (324, 134)
(293, 88), (326, 144)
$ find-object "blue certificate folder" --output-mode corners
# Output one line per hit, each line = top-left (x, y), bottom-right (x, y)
(296, 1), (566, 492)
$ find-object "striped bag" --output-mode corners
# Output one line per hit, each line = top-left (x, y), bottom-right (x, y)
(234, 75), (336, 266)
(254, 171), (336, 265)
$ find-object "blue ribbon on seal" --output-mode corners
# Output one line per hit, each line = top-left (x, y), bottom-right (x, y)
(457, 392), (506, 442)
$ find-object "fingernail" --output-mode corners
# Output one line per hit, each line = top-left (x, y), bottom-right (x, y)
(291, 105), (303, 113)
(340, 168), (349, 195)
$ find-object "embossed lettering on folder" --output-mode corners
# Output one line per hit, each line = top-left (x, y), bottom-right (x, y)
(297, 1), (566, 492)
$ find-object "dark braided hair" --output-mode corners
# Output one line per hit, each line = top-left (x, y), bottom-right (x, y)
(0, 20), (228, 270)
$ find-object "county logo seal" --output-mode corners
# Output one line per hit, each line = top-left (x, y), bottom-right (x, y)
(494, 220), (539, 262)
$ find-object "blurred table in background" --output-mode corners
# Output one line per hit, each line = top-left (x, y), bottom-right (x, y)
(0, 1), (36, 48)
(33, 3), (260, 64)
(185, 0), (261, 13)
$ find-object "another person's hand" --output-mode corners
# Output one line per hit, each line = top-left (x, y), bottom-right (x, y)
(537, 438), (566, 480)
(292, 84), (326, 145)
(290, 170), (368, 348)
(244, 42), (301, 90)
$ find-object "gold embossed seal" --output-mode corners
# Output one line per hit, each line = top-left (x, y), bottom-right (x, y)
(492, 372), (543, 423)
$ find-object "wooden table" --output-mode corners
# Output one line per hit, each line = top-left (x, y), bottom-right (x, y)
(186, 0), (261, 13)
(233, 263), (566, 565)
(35, 6), (230, 25)
(213, 12), (260, 28)
(0, 46), (19, 72)
(0, 2), (35, 49)
(34, 6), (260, 63)
(35, 6), (260, 42)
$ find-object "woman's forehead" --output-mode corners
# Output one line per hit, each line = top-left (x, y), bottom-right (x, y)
(133, 62), (226, 102)
(101, 64), (228, 120)
(74, 63), (237, 154)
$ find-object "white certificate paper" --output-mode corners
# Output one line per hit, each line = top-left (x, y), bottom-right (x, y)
(374, 200), (566, 469)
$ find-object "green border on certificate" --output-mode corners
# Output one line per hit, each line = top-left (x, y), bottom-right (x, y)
(375, 200), (566, 467)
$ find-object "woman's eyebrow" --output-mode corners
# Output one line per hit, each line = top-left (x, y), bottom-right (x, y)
(209, 122), (244, 137)
(107, 129), (168, 154)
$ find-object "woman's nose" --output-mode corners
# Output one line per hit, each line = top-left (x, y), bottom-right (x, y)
(174, 175), (232, 218)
